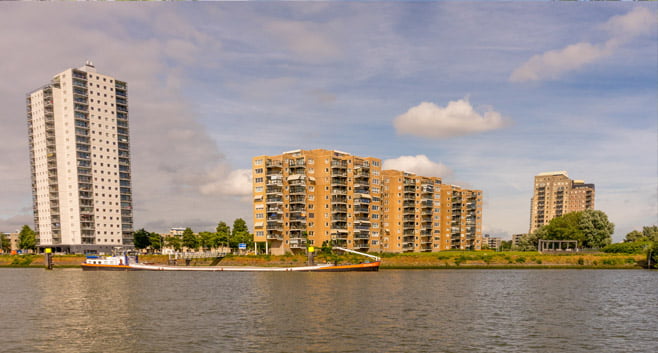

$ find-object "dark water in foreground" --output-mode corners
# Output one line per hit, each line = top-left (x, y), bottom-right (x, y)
(0, 269), (656, 353)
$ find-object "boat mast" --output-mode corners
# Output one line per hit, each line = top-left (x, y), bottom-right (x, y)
(332, 246), (381, 261)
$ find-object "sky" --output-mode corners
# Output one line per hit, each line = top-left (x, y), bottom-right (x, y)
(0, 2), (656, 243)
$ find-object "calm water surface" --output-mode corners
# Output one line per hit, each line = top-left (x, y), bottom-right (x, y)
(1, 269), (656, 352)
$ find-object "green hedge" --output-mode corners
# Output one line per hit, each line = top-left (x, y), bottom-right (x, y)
(602, 241), (651, 254)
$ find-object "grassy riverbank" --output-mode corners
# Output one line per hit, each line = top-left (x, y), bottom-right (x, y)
(0, 251), (648, 269)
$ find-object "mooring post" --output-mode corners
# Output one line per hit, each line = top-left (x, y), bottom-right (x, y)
(44, 248), (53, 270)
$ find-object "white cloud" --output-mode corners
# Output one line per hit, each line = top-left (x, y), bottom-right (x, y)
(393, 98), (509, 138)
(199, 168), (253, 197)
(509, 42), (613, 83)
(383, 155), (452, 179)
(510, 7), (657, 82)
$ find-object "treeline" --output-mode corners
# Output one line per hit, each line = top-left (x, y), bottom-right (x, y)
(134, 218), (254, 252)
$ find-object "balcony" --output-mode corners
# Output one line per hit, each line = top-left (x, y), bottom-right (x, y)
(289, 195), (305, 204)
(331, 205), (347, 213)
(266, 197), (283, 204)
(267, 232), (283, 241)
(289, 238), (307, 249)
(332, 231), (348, 240)
(289, 186), (306, 195)
(331, 196), (347, 204)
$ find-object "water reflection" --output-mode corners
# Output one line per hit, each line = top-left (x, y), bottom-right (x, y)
(0, 269), (656, 353)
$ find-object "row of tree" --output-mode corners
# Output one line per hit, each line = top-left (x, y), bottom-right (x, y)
(134, 218), (254, 252)
(517, 210), (615, 250)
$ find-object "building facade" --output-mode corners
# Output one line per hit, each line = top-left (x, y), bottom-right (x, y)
(252, 149), (382, 255)
(529, 171), (595, 234)
(511, 233), (527, 247)
(381, 170), (482, 252)
(252, 149), (483, 254)
(483, 234), (502, 250)
(27, 62), (133, 253)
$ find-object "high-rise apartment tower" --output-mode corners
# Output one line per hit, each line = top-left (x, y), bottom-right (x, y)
(529, 171), (594, 234)
(27, 62), (133, 253)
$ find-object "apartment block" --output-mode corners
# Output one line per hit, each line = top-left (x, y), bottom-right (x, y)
(529, 171), (595, 234)
(511, 233), (527, 247)
(27, 62), (133, 253)
(483, 234), (502, 250)
(253, 149), (483, 254)
(381, 170), (482, 252)
(252, 149), (383, 255)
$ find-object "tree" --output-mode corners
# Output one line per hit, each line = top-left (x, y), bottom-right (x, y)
(625, 226), (658, 243)
(533, 210), (614, 249)
(166, 235), (182, 252)
(148, 232), (162, 252)
(182, 227), (198, 250)
(1, 234), (11, 253)
(18, 225), (36, 251)
(231, 218), (253, 250)
(514, 233), (538, 251)
(232, 218), (249, 235)
(133, 228), (151, 250)
(216, 221), (231, 235)
(578, 210), (614, 248)
(198, 231), (214, 251)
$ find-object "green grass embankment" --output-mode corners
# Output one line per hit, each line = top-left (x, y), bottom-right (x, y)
(0, 251), (648, 269)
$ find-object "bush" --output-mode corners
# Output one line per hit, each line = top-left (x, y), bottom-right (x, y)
(515, 256), (526, 264)
(11, 256), (33, 266)
(602, 241), (651, 254)
(602, 258), (618, 266)
(577, 258), (585, 265)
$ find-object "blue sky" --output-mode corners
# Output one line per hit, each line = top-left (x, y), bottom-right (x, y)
(0, 2), (655, 242)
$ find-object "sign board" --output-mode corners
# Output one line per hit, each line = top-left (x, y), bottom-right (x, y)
(45, 248), (52, 254)
(308, 246), (315, 253)
(238, 243), (247, 250)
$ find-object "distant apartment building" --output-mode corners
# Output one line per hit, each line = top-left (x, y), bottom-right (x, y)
(381, 171), (482, 252)
(511, 233), (527, 247)
(529, 171), (595, 234)
(252, 149), (483, 254)
(27, 62), (133, 253)
(483, 234), (502, 250)
(1, 232), (19, 253)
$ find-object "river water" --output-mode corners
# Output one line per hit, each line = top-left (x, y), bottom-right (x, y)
(0, 269), (655, 353)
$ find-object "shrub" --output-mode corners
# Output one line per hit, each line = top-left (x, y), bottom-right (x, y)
(515, 256), (526, 264)
(535, 259), (542, 264)
(602, 258), (618, 266)
(602, 241), (651, 254)
(577, 258), (585, 265)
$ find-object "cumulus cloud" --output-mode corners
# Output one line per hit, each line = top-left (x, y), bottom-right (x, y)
(393, 98), (509, 138)
(199, 168), (252, 197)
(510, 7), (657, 82)
(383, 155), (452, 179)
